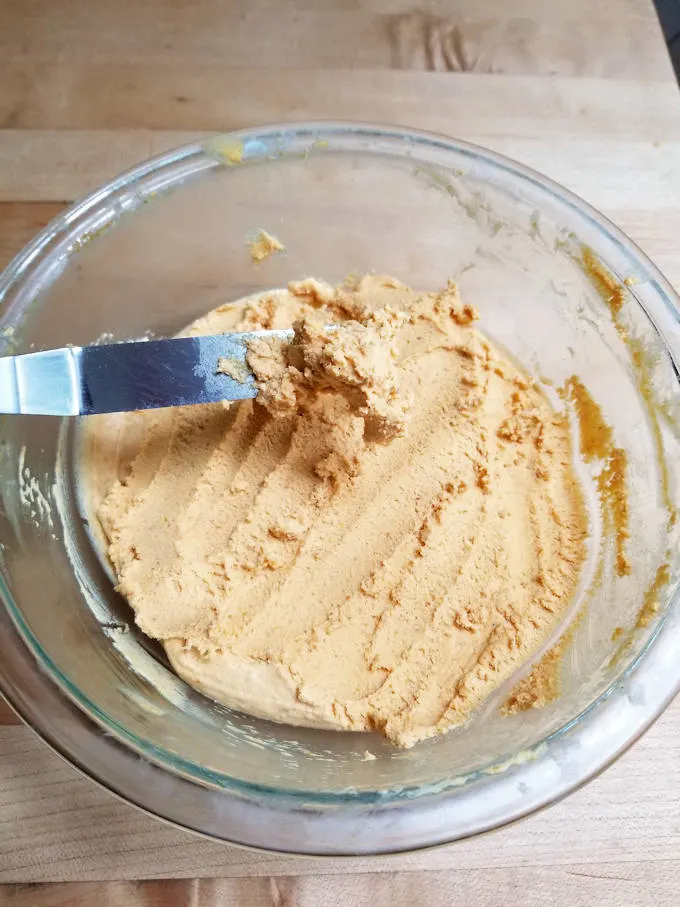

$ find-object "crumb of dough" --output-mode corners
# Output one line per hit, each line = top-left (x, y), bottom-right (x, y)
(247, 307), (411, 442)
(223, 143), (243, 164)
(248, 230), (285, 263)
(216, 356), (251, 384)
(87, 274), (588, 747)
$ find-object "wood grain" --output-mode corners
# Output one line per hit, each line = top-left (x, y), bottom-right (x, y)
(0, 202), (66, 271)
(0, 0), (671, 79)
(2, 865), (680, 907)
(0, 697), (20, 726)
(2, 67), (679, 133)
(1, 122), (680, 209)
(1, 74), (679, 210)
(1, 698), (679, 882)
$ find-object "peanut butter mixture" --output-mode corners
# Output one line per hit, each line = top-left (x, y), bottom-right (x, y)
(246, 303), (411, 441)
(86, 275), (588, 746)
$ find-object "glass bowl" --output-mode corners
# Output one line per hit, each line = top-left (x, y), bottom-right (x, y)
(0, 123), (679, 856)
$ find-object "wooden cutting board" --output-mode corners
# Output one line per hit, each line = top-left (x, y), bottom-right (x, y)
(1, 1), (680, 903)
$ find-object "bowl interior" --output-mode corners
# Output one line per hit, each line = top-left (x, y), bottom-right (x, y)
(1, 126), (679, 804)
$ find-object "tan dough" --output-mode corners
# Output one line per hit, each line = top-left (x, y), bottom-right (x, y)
(83, 275), (588, 747)
(248, 229), (285, 263)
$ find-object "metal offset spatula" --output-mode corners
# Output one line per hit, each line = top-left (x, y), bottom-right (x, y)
(0, 330), (294, 416)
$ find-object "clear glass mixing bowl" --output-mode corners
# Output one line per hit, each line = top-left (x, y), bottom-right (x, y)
(0, 124), (679, 855)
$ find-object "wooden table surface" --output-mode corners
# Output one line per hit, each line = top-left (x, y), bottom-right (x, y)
(2, 1), (680, 903)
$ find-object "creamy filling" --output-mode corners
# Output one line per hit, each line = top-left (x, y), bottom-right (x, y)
(83, 275), (588, 747)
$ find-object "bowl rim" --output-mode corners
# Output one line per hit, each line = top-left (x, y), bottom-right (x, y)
(1, 120), (680, 855)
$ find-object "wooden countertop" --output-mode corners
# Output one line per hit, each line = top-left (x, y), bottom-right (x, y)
(1, 1), (680, 903)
